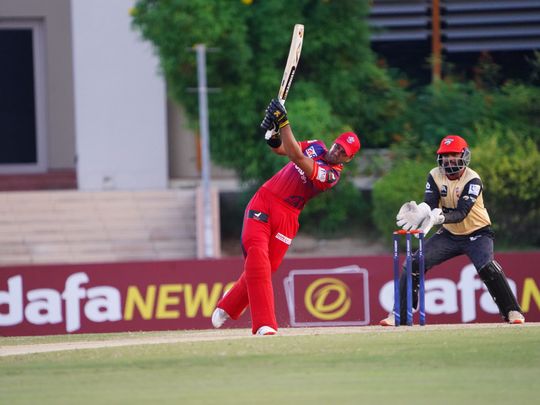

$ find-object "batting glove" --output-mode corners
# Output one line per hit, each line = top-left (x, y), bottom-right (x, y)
(260, 111), (278, 132)
(267, 98), (289, 129)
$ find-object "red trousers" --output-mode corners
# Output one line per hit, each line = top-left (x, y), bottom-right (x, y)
(217, 187), (300, 333)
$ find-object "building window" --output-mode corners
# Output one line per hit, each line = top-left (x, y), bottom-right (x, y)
(0, 20), (47, 173)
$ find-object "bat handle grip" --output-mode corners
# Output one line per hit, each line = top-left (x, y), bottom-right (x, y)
(263, 98), (286, 140)
(264, 129), (275, 140)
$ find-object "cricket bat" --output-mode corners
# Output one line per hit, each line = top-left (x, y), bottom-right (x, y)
(265, 24), (304, 140)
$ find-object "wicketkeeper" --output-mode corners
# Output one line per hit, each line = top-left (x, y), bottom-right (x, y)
(212, 99), (360, 335)
(381, 135), (525, 326)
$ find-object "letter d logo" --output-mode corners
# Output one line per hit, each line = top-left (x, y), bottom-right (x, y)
(304, 278), (351, 320)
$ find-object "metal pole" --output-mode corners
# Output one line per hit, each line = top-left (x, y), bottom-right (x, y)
(195, 44), (214, 258)
(432, 0), (442, 82)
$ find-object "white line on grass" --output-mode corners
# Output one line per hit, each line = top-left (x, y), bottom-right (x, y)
(1, 323), (538, 357)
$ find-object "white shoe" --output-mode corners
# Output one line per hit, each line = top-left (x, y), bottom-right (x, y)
(256, 326), (277, 336)
(211, 308), (230, 328)
(508, 310), (525, 324)
(379, 313), (395, 327)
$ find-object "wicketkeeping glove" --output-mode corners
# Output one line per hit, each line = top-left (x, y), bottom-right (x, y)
(396, 201), (430, 231)
(417, 208), (445, 236)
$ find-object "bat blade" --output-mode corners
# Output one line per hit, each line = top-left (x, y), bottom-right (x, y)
(265, 24), (304, 140)
(278, 24), (304, 102)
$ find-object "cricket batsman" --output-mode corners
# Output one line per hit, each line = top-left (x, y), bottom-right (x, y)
(212, 99), (361, 335)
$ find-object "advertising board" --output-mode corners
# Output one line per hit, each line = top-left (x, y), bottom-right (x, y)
(1, 253), (539, 336)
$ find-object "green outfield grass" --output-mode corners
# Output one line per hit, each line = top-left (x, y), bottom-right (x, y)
(1, 326), (539, 405)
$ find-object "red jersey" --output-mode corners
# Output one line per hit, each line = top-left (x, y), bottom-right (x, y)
(261, 140), (343, 210)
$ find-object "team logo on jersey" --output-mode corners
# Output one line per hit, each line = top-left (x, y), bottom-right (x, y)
(441, 185), (448, 197)
(327, 171), (337, 183)
(306, 146), (317, 158)
(455, 186), (461, 197)
(468, 184), (481, 196)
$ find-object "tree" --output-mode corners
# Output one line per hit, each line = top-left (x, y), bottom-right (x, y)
(131, 0), (406, 182)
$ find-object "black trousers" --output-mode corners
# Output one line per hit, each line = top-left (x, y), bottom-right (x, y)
(397, 226), (494, 323)
(412, 226), (494, 272)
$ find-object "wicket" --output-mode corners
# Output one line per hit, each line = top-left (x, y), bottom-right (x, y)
(392, 230), (426, 326)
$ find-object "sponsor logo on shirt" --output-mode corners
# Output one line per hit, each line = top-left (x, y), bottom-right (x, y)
(316, 167), (327, 182)
(441, 185), (448, 197)
(285, 196), (305, 208)
(468, 184), (481, 196)
(306, 146), (317, 158)
(294, 164), (307, 184)
(275, 233), (292, 245)
(425, 182), (431, 190)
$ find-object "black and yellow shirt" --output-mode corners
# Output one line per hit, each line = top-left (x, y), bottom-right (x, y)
(424, 167), (491, 236)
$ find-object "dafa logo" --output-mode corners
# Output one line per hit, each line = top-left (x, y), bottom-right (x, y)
(304, 278), (351, 320)
(283, 266), (370, 327)
(0, 272), (234, 333)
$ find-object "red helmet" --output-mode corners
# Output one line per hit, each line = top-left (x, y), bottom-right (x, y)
(436, 135), (471, 177)
(437, 135), (468, 154)
(334, 132), (360, 157)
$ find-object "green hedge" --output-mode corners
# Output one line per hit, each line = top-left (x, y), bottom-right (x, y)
(483, 83), (540, 145)
(300, 174), (370, 237)
(372, 159), (434, 242)
(131, 2), (540, 245)
(372, 128), (540, 247)
(471, 125), (540, 246)
(131, 0), (406, 183)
